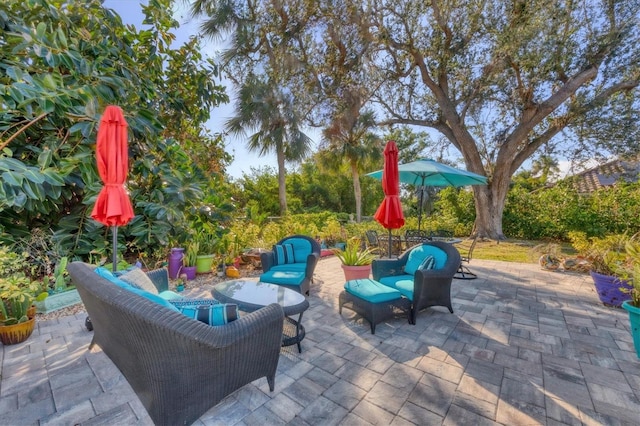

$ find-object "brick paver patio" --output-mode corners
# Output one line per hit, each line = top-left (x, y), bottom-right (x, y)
(1, 256), (639, 425)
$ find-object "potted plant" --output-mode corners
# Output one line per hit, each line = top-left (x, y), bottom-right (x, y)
(569, 232), (633, 307)
(333, 237), (377, 281)
(181, 241), (199, 280)
(196, 232), (218, 274)
(610, 234), (640, 358)
(0, 248), (48, 345)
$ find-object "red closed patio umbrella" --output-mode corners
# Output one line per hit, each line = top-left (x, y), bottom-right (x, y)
(373, 141), (405, 257)
(90, 105), (134, 272)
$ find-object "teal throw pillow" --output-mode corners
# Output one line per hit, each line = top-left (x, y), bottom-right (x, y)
(418, 255), (435, 271)
(274, 243), (295, 265)
(405, 245), (448, 274)
(169, 299), (220, 309)
(175, 302), (239, 325)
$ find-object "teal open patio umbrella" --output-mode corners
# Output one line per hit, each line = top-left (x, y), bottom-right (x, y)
(367, 158), (488, 230)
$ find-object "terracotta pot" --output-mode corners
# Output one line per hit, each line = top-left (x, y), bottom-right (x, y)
(341, 264), (372, 281)
(0, 317), (36, 345)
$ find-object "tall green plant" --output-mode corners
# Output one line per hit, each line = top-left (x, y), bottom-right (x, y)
(332, 238), (376, 266)
(0, 0), (230, 264)
(0, 248), (47, 325)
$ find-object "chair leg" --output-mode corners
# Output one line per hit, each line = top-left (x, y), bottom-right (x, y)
(455, 264), (477, 280)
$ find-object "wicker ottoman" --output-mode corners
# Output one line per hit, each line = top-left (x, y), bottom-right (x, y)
(339, 278), (411, 334)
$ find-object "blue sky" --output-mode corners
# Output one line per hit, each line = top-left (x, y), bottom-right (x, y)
(103, 0), (280, 179)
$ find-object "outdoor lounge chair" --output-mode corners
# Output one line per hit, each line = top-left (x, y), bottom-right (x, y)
(365, 229), (382, 254)
(68, 262), (284, 426)
(454, 235), (478, 279)
(260, 234), (321, 295)
(372, 241), (461, 324)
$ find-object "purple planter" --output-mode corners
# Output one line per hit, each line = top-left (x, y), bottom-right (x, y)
(590, 270), (632, 307)
(168, 248), (184, 279)
(181, 265), (197, 281)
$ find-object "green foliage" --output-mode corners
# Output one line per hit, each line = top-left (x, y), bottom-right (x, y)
(568, 231), (628, 276)
(183, 241), (199, 267)
(618, 235), (640, 306)
(0, 248), (46, 325)
(0, 0), (231, 266)
(332, 238), (376, 266)
(42, 256), (69, 293)
(503, 181), (640, 240)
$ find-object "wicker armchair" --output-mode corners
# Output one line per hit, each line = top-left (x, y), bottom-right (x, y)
(260, 234), (321, 295)
(68, 262), (284, 426)
(372, 241), (461, 324)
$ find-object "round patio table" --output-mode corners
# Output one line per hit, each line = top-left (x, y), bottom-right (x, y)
(212, 279), (309, 353)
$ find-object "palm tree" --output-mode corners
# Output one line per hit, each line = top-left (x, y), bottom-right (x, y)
(226, 77), (313, 215)
(319, 96), (383, 222)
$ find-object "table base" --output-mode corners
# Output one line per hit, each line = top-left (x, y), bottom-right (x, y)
(282, 314), (305, 353)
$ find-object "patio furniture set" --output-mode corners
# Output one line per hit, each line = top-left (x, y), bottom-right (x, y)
(339, 240), (462, 333)
(67, 232), (474, 424)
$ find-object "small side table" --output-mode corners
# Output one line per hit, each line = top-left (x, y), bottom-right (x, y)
(213, 279), (309, 353)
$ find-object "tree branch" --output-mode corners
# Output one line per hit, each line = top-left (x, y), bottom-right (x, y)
(0, 112), (49, 151)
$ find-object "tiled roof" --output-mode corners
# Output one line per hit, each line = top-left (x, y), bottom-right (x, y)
(570, 159), (640, 193)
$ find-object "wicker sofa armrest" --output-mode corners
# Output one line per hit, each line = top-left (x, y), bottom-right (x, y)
(305, 252), (320, 278)
(260, 251), (276, 273)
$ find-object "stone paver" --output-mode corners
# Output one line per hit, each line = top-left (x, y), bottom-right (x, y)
(1, 257), (640, 425)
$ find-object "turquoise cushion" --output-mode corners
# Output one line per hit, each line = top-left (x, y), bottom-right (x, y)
(270, 263), (307, 272)
(260, 270), (305, 286)
(284, 237), (313, 263)
(344, 279), (402, 303)
(394, 279), (414, 301)
(158, 290), (184, 300)
(95, 267), (180, 312)
(404, 245), (448, 275)
(379, 274), (412, 290)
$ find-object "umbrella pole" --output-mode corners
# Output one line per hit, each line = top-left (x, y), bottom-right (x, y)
(112, 226), (118, 273)
(388, 229), (392, 258)
(418, 186), (424, 231)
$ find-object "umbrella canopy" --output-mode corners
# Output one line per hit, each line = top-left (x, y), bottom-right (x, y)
(90, 105), (134, 271)
(373, 141), (405, 257)
(368, 158), (487, 230)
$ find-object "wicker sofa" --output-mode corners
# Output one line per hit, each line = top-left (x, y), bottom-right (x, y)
(68, 262), (284, 426)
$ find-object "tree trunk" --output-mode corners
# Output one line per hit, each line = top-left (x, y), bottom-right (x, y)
(277, 148), (287, 215)
(350, 160), (362, 222)
(473, 170), (510, 240)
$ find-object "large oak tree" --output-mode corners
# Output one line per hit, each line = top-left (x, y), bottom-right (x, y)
(361, 0), (640, 238)
(188, 0), (639, 239)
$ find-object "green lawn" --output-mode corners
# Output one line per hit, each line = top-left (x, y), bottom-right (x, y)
(469, 238), (577, 264)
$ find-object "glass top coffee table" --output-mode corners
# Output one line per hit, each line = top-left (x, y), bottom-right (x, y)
(212, 279), (310, 353)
